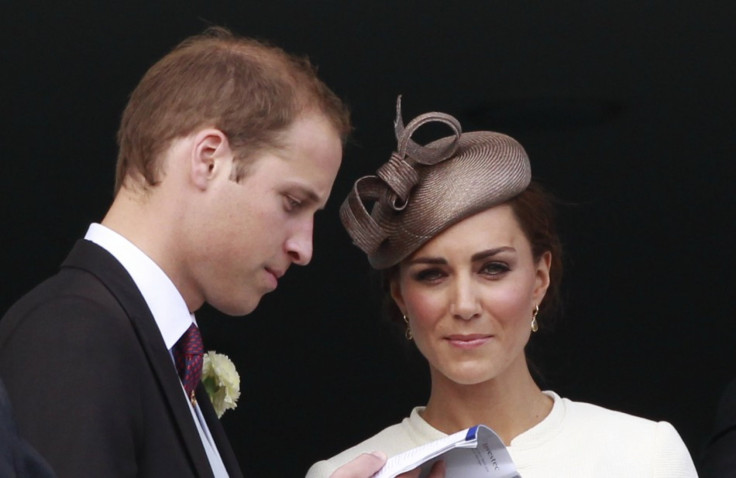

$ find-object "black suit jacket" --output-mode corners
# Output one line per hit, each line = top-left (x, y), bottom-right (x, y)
(701, 378), (736, 477)
(0, 240), (243, 478)
(0, 378), (57, 478)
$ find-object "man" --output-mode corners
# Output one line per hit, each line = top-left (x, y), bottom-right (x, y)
(0, 378), (56, 478)
(0, 27), (403, 478)
(701, 378), (736, 477)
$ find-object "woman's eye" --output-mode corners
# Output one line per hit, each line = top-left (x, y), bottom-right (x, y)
(413, 268), (446, 282)
(481, 262), (510, 277)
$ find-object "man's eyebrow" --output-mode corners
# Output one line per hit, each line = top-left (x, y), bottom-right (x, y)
(303, 189), (321, 205)
(289, 184), (325, 209)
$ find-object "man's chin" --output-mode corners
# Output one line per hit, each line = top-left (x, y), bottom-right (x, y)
(211, 296), (262, 317)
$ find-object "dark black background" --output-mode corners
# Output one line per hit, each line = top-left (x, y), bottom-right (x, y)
(2, 1), (734, 476)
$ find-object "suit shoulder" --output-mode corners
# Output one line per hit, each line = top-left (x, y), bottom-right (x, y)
(2, 267), (132, 335)
(0, 266), (146, 378)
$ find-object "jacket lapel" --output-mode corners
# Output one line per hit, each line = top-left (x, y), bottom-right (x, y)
(196, 385), (244, 478)
(63, 240), (217, 478)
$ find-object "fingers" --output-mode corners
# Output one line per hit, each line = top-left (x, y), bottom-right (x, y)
(397, 460), (445, 478)
(330, 454), (445, 478)
(425, 460), (446, 477)
(396, 469), (421, 478)
(330, 451), (387, 478)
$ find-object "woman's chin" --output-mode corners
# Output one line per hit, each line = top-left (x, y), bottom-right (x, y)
(438, 363), (499, 386)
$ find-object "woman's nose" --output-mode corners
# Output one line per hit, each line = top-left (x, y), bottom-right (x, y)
(450, 277), (481, 320)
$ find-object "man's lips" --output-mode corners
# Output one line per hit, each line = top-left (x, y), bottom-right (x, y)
(264, 267), (284, 289)
(265, 267), (284, 279)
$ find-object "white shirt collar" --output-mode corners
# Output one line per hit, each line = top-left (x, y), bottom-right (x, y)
(84, 223), (194, 349)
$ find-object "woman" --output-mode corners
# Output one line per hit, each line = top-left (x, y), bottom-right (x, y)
(307, 99), (697, 477)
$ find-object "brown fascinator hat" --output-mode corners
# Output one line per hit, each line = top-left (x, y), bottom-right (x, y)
(340, 97), (532, 269)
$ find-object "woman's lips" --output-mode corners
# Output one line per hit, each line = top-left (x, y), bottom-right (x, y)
(446, 334), (493, 349)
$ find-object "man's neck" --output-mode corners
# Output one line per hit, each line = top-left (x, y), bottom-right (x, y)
(101, 184), (202, 313)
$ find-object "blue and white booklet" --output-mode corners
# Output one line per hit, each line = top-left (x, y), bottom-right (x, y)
(373, 425), (520, 478)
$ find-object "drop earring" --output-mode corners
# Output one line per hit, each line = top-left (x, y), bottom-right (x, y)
(403, 315), (413, 340)
(531, 305), (540, 333)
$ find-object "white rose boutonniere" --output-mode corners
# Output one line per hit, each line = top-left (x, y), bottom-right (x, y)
(202, 351), (241, 418)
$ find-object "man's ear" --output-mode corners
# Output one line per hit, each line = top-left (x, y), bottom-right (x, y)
(190, 128), (232, 190)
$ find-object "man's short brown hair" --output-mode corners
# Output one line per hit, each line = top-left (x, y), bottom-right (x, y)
(115, 26), (351, 192)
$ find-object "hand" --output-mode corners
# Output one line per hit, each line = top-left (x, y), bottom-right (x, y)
(330, 452), (387, 478)
(330, 453), (445, 478)
(397, 460), (446, 478)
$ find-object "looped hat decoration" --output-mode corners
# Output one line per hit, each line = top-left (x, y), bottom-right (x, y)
(340, 96), (532, 269)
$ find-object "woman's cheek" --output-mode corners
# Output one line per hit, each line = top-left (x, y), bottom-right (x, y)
(485, 284), (534, 325)
(404, 288), (445, 327)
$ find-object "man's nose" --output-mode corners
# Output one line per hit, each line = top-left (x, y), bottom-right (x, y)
(285, 219), (314, 266)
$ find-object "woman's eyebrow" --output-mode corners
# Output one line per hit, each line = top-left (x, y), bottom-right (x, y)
(407, 246), (516, 266)
(405, 257), (447, 266)
(471, 247), (515, 262)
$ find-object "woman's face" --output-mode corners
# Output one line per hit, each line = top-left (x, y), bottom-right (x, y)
(391, 204), (551, 386)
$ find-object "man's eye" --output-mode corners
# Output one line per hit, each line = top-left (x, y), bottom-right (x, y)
(285, 196), (301, 210)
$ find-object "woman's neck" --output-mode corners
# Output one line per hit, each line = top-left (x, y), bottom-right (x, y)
(420, 362), (552, 445)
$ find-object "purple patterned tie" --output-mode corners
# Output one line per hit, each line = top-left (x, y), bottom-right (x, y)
(173, 323), (204, 406)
